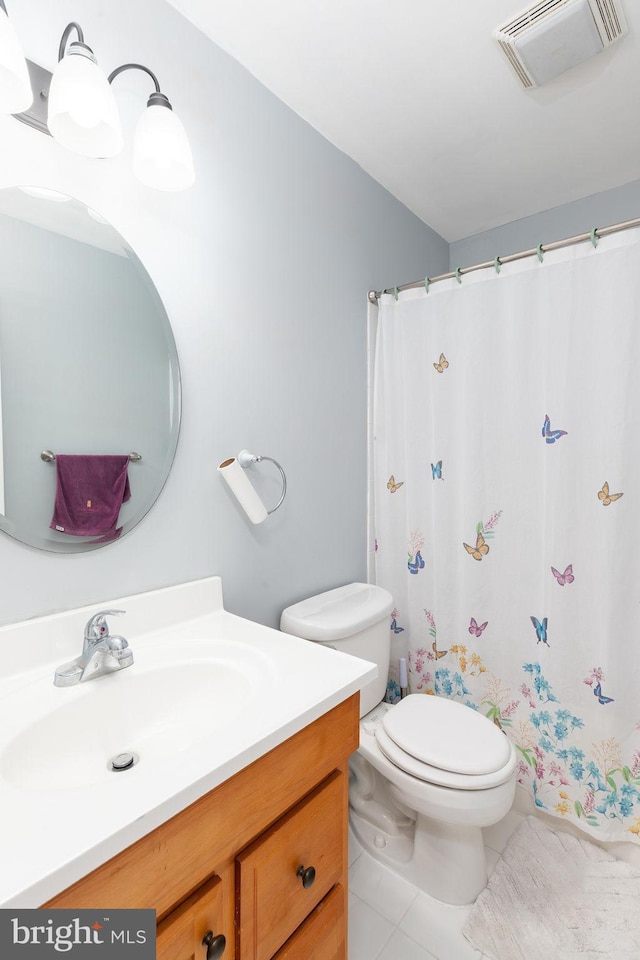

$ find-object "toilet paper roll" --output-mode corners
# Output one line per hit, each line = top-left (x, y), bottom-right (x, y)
(218, 457), (268, 524)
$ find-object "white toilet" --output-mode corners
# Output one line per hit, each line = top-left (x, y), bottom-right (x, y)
(281, 582), (517, 905)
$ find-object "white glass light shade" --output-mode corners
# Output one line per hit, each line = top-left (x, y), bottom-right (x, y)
(0, 7), (32, 113)
(133, 102), (195, 191)
(47, 49), (122, 158)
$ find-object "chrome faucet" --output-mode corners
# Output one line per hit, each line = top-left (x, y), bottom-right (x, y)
(54, 609), (133, 687)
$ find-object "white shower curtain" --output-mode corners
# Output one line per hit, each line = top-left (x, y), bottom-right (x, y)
(372, 228), (640, 845)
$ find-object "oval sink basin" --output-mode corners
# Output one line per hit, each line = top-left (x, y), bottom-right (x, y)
(0, 639), (277, 792)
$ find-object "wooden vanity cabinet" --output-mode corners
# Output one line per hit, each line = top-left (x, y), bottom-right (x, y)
(236, 771), (345, 960)
(272, 886), (345, 960)
(43, 694), (359, 960)
(155, 875), (226, 960)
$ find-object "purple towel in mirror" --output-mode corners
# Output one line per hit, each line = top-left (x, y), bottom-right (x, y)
(49, 455), (131, 541)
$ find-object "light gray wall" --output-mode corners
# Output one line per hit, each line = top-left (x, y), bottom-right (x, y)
(0, 0), (448, 629)
(6, 3), (633, 633)
(450, 179), (640, 269)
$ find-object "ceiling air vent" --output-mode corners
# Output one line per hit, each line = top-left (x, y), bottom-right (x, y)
(493, 0), (628, 88)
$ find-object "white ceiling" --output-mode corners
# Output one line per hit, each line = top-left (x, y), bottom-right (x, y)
(166, 0), (640, 242)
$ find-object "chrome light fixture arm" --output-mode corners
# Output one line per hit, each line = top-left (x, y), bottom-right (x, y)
(58, 22), (91, 62)
(108, 62), (174, 111)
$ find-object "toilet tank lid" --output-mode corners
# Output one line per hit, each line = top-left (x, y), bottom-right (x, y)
(280, 583), (393, 641)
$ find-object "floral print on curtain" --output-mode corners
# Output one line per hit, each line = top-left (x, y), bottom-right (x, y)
(372, 230), (640, 844)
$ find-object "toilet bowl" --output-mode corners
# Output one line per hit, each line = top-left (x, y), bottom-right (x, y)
(280, 583), (517, 905)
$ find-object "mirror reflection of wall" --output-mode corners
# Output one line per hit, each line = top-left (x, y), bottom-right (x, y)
(0, 187), (181, 552)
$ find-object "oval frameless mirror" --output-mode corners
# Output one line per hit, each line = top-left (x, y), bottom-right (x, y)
(0, 186), (181, 552)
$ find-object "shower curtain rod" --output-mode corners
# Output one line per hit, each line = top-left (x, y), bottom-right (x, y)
(367, 215), (640, 303)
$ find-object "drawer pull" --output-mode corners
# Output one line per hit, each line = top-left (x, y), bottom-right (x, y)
(296, 864), (316, 889)
(202, 931), (226, 959)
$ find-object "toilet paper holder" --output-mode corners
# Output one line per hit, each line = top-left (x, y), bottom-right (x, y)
(218, 449), (287, 523)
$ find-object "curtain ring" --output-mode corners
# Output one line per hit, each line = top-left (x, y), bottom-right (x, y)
(454, 267), (462, 285)
(494, 256), (501, 274)
(590, 227), (599, 248)
(536, 244), (544, 263)
(393, 286), (399, 301)
(424, 276), (430, 294)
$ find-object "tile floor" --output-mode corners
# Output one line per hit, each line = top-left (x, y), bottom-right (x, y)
(348, 810), (525, 960)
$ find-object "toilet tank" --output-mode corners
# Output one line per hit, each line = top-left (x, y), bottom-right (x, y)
(280, 583), (393, 717)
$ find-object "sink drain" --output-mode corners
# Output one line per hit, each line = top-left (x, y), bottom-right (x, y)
(109, 751), (139, 772)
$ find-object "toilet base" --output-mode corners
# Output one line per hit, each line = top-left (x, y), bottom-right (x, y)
(350, 804), (414, 865)
(350, 805), (488, 905)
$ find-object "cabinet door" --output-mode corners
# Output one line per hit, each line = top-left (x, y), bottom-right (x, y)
(236, 771), (344, 960)
(156, 875), (228, 960)
(272, 885), (345, 960)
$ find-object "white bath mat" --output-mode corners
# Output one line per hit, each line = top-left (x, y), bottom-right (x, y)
(463, 816), (640, 960)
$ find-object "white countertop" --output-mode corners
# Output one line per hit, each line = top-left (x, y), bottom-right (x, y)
(0, 577), (376, 907)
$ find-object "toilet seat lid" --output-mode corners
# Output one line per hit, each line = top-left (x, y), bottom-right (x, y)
(381, 694), (512, 775)
(375, 725), (516, 789)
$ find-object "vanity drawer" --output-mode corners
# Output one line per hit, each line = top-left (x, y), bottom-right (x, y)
(272, 884), (345, 960)
(156, 874), (227, 960)
(236, 770), (345, 960)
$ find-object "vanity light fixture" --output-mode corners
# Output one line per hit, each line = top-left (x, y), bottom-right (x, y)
(0, 0), (31, 112)
(109, 63), (195, 192)
(47, 22), (122, 159)
(0, 5), (194, 190)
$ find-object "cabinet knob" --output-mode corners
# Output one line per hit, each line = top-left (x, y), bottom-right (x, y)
(202, 931), (226, 959)
(296, 864), (316, 889)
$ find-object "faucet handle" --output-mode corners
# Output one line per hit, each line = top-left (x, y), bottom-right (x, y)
(84, 609), (126, 644)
